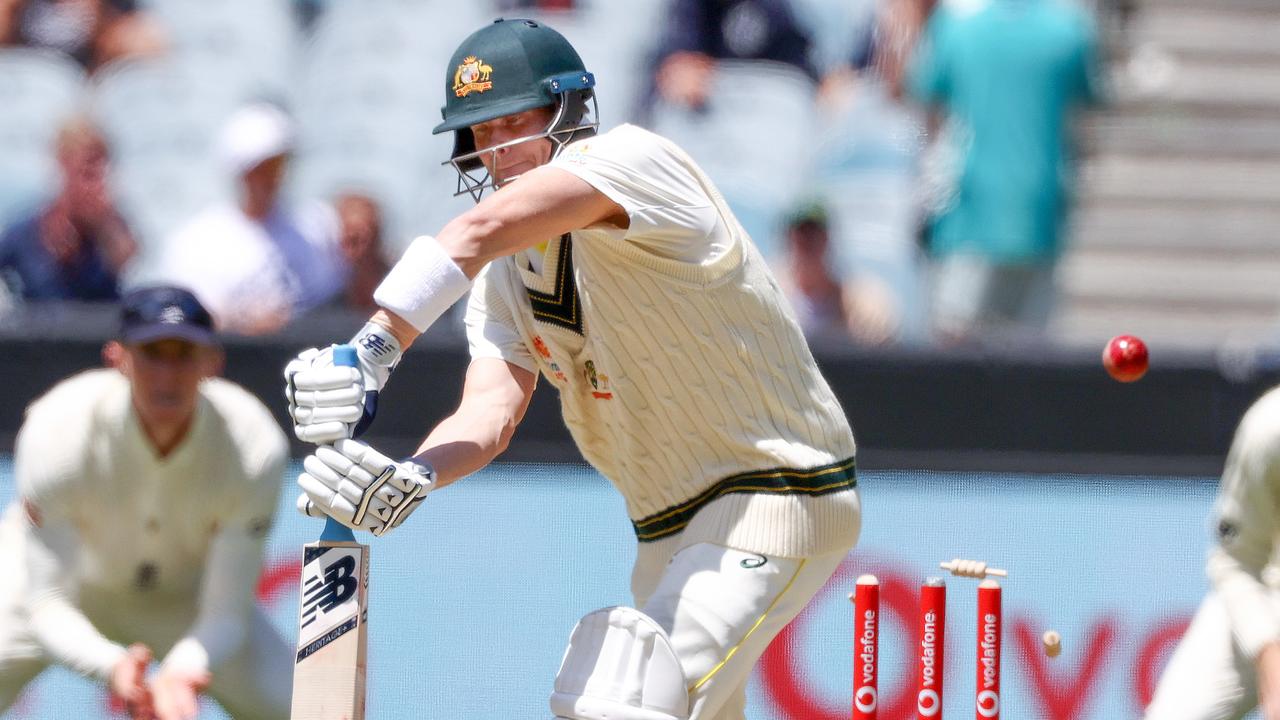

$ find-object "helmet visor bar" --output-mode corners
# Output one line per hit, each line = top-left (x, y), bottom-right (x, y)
(444, 91), (599, 203)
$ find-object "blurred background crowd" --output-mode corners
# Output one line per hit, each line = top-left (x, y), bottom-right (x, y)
(0, 0), (1274, 352)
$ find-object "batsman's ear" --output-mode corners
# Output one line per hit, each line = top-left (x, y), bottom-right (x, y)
(102, 340), (124, 369)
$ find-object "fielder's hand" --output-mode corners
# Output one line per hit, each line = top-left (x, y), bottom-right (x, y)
(150, 666), (211, 720)
(284, 324), (402, 443)
(109, 644), (155, 720)
(297, 439), (433, 536)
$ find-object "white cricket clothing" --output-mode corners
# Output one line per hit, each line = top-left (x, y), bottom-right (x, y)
(464, 124), (859, 559)
(0, 369), (290, 715)
(1144, 592), (1262, 720)
(1146, 385), (1280, 718)
(629, 539), (856, 719)
(1207, 386), (1280, 659)
(158, 200), (347, 331)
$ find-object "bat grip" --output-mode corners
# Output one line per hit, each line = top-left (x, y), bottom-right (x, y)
(321, 344), (360, 543)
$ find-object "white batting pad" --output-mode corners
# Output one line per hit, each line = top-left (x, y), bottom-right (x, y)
(550, 607), (689, 720)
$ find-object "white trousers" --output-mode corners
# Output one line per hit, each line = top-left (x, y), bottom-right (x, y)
(630, 538), (856, 720)
(1145, 592), (1259, 720)
(0, 604), (293, 720)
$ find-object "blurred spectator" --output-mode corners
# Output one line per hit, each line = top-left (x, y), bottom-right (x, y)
(158, 103), (380, 335)
(822, 0), (937, 104)
(777, 202), (844, 336)
(0, 114), (136, 302)
(907, 0), (1102, 345)
(777, 202), (901, 345)
(333, 192), (387, 310)
(647, 0), (820, 111)
(0, 0), (165, 74)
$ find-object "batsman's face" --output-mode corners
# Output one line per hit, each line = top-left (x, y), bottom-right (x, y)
(115, 339), (222, 429)
(469, 106), (556, 187)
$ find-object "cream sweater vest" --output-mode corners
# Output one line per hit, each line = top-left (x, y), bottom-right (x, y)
(483, 129), (859, 558)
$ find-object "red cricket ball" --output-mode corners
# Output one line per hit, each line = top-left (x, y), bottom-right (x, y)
(1103, 334), (1149, 383)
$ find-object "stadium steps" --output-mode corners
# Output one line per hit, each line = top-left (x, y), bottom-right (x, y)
(1091, 114), (1280, 160)
(1053, 0), (1280, 350)
(1072, 203), (1280, 254)
(1127, 6), (1280, 64)
(1057, 249), (1280, 349)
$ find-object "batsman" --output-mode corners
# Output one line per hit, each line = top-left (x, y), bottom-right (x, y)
(284, 18), (862, 719)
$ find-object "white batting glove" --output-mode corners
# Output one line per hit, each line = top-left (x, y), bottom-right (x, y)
(297, 438), (433, 536)
(284, 323), (402, 444)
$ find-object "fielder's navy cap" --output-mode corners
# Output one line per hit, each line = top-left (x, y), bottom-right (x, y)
(119, 286), (218, 346)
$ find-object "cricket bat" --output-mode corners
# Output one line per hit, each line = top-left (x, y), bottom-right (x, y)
(291, 345), (369, 720)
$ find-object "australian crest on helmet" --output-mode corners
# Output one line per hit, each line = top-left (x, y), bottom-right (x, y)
(453, 56), (494, 97)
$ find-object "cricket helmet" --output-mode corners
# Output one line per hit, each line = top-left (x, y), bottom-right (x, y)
(433, 18), (598, 201)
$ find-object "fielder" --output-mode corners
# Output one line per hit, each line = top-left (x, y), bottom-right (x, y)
(0, 286), (292, 720)
(1147, 386), (1280, 720)
(284, 18), (861, 720)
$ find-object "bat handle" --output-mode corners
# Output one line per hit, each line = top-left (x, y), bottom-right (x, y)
(320, 344), (360, 543)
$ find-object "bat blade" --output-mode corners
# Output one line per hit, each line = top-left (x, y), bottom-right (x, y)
(290, 539), (369, 720)
(292, 344), (369, 720)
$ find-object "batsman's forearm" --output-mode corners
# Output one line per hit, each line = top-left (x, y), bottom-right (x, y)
(412, 412), (517, 489)
(369, 309), (421, 350)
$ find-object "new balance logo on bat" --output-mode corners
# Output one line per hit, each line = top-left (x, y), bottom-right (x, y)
(301, 553), (358, 629)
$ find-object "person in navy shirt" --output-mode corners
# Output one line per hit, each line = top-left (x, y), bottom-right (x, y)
(0, 115), (136, 302)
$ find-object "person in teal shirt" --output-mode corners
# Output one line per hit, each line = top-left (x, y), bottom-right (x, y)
(908, 0), (1102, 343)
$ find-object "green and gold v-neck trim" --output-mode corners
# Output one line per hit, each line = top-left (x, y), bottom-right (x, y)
(523, 234), (583, 336)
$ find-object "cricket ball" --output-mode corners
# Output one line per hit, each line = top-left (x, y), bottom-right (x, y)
(1103, 334), (1149, 383)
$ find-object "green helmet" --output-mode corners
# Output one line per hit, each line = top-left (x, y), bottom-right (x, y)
(433, 18), (598, 201)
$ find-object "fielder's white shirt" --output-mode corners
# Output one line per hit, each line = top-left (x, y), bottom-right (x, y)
(464, 124), (859, 558)
(159, 200), (348, 332)
(1208, 385), (1280, 659)
(0, 369), (287, 680)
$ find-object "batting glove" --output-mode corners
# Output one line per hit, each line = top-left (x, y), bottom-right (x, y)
(284, 323), (402, 443)
(297, 439), (433, 536)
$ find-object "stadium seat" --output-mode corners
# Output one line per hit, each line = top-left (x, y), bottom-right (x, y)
(143, 0), (298, 100)
(816, 81), (929, 343)
(89, 58), (245, 258)
(512, 0), (667, 126)
(648, 60), (818, 259)
(0, 49), (86, 226)
(294, 0), (489, 250)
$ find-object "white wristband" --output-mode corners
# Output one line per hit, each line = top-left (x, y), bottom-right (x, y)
(373, 235), (472, 333)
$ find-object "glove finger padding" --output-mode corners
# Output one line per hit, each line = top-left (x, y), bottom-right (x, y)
(293, 421), (350, 445)
(291, 366), (361, 392)
(298, 471), (357, 524)
(291, 405), (363, 426)
(302, 453), (344, 490)
(296, 493), (327, 518)
(291, 386), (364, 410)
(296, 439), (434, 536)
(335, 438), (394, 475)
(315, 445), (379, 486)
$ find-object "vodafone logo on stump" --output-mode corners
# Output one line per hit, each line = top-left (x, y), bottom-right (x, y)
(855, 687), (878, 713)
(917, 689), (940, 716)
(977, 690), (1000, 717)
